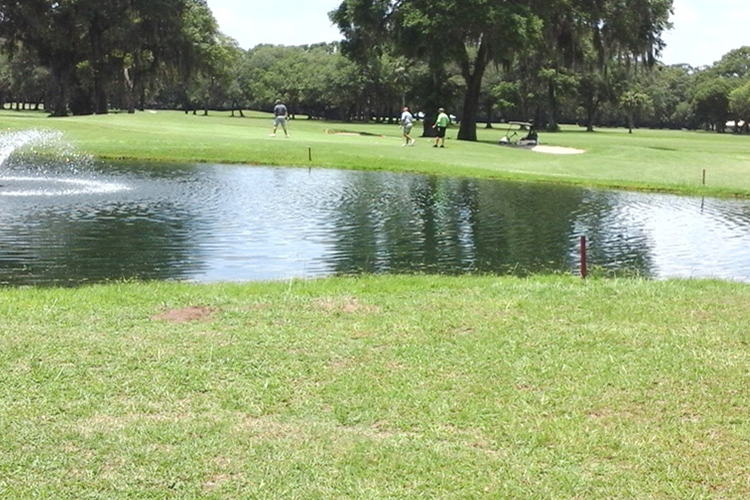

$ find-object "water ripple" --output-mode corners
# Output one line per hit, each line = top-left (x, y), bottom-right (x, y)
(0, 175), (130, 197)
(4, 155), (750, 285)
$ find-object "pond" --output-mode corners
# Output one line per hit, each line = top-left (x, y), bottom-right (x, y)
(2, 131), (750, 286)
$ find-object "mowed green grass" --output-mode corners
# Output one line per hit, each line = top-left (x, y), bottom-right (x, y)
(2, 110), (750, 498)
(1, 275), (749, 498)
(1, 109), (749, 196)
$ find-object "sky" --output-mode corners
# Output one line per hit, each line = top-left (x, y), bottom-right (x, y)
(206, 0), (343, 49)
(206, 0), (750, 68)
(660, 0), (750, 66)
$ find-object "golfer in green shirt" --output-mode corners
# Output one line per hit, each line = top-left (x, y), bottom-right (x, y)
(432, 108), (450, 148)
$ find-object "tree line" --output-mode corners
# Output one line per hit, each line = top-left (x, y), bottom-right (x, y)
(0, 0), (748, 138)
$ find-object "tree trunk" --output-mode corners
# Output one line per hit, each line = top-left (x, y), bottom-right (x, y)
(230, 101), (244, 117)
(138, 84), (146, 112)
(585, 101), (597, 132)
(546, 80), (559, 132)
(123, 67), (136, 114)
(89, 13), (108, 115)
(48, 64), (72, 117)
(421, 54), (446, 137)
(457, 39), (489, 141)
(458, 75), (482, 140)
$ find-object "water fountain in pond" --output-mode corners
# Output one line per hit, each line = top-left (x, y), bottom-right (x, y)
(0, 129), (129, 196)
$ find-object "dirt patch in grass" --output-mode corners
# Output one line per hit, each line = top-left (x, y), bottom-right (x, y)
(312, 296), (380, 314)
(151, 306), (216, 323)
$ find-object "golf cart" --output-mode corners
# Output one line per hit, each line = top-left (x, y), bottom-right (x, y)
(498, 121), (538, 146)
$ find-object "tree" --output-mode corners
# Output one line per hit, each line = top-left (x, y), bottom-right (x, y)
(333, 0), (674, 140)
(4, 42), (48, 109)
(330, 1), (417, 123)
(396, 0), (541, 141)
(728, 81), (750, 133)
(0, 0), (83, 115)
(0, 0), (222, 115)
(677, 46), (750, 132)
(523, 0), (593, 130)
(636, 63), (694, 129)
(332, 0), (542, 140)
(692, 77), (733, 131)
(322, 51), (368, 121)
(577, 69), (611, 130)
(244, 45), (309, 114)
(620, 89), (652, 133)
(712, 46), (750, 79)
(491, 80), (523, 121)
(115, 0), (214, 113)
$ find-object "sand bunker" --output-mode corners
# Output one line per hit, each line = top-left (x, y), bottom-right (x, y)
(531, 145), (585, 155)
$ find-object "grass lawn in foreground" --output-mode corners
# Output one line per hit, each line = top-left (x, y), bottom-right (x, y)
(1, 276), (749, 499)
(1, 109), (749, 197)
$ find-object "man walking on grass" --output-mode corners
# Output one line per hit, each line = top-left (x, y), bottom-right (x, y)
(400, 106), (415, 146)
(270, 99), (290, 138)
(432, 107), (450, 148)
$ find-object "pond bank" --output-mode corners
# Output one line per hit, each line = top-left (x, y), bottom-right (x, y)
(1, 109), (749, 198)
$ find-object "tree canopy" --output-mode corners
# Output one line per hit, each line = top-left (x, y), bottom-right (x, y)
(0, 0), (221, 115)
(331, 0), (673, 139)
(0, 1), (747, 136)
